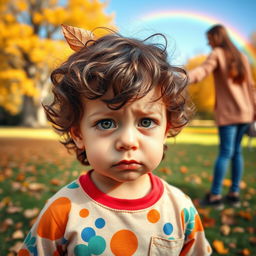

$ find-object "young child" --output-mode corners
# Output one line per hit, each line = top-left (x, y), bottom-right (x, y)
(18, 25), (212, 256)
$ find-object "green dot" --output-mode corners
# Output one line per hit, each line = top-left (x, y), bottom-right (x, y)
(74, 244), (90, 256)
(88, 236), (106, 255)
(183, 208), (190, 223)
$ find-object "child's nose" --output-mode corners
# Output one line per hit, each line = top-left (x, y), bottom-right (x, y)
(115, 126), (139, 151)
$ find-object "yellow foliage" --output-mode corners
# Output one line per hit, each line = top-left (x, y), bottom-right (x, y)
(0, 0), (115, 115)
(33, 12), (43, 24)
(186, 55), (215, 115)
(16, 0), (27, 11)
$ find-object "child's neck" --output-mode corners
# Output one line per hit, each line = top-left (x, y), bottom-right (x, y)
(91, 172), (152, 199)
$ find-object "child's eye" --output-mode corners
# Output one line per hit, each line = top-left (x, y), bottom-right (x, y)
(138, 118), (156, 128)
(96, 119), (116, 130)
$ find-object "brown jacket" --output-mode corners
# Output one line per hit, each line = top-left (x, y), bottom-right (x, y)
(188, 47), (256, 126)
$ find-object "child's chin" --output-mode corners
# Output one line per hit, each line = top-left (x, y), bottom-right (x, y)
(117, 170), (148, 181)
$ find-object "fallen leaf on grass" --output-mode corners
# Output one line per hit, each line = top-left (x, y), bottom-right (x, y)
(212, 240), (229, 254)
(12, 230), (24, 239)
(202, 216), (216, 228)
(228, 242), (237, 249)
(220, 225), (231, 236)
(239, 180), (247, 190)
(249, 237), (256, 244)
(6, 205), (22, 214)
(239, 248), (251, 255)
(0, 174), (5, 182)
(50, 178), (62, 186)
(0, 196), (11, 209)
(185, 174), (202, 184)
(9, 241), (23, 253)
(222, 208), (235, 216)
(158, 167), (172, 175)
(221, 210), (235, 225)
(223, 179), (232, 187)
(198, 208), (211, 217)
(27, 183), (45, 191)
(247, 227), (255, 234)
(0, 218), (14, 232)
(237, 210), (253, 221)
(16, 173), (25, 181)
(24, 208), (39, 218)
(233, 227), (245, 233)
(179, 166), (188, 174)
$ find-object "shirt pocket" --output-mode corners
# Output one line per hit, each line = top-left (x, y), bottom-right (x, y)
(149, 236), (184, 256)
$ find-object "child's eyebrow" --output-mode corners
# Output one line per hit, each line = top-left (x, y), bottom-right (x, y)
(87, 108), (163, 119)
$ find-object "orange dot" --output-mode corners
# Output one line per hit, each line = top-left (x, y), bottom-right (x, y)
(37, 197), (71, 240)
(18, 249), (30, 256)
(79, 208), (89, 218)
(147, 209), (160, 223)
(110, 230), (138, 256)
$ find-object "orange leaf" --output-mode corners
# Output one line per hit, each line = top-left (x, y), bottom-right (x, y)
(237, 210), (253, 221)
(223, 179), (231, 187)
(240, 248), (251, 256)
(220, 225), (231, 236)
(202, 216), (216, 228)
(179, 166), (188, 174)
(61, 24), (94, 51)
(158, 167), (172, 175)
(50, 178), (61, 186)
(212, 240), (229, 254)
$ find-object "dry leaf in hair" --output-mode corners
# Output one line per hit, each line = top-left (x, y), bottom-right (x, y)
(61, 24), (94, 51)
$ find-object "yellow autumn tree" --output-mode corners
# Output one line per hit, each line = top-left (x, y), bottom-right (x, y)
(186, 55), (215, 119)
(0, 0), (115, 126)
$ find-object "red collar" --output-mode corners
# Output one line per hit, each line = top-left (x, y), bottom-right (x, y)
(79, 171), (164, 210)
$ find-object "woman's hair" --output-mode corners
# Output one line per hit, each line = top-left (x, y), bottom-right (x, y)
(43, 31), (193, 165)
(207, 24), (246, 84)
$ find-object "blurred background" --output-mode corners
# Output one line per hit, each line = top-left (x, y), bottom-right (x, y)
(0, 0), (255, 126)
(0, 1), (256, 255)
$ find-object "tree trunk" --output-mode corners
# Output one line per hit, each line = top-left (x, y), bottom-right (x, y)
(20, 95), (38, 127)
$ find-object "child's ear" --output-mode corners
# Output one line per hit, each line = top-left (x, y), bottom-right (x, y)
(70, 126), (85, 149)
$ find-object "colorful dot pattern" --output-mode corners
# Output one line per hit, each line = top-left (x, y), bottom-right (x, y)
(18, 178), (210, 255)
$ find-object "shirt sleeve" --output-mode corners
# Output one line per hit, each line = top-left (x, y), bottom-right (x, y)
(188, 49), (219, 84)
(242, 54), (256, 118)
(180, 201), (212, 256)
(18, 196), (71, 255)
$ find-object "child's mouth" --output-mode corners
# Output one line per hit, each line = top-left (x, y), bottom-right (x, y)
(113, 160), (141, 170)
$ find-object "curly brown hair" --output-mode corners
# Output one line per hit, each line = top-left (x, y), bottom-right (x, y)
(43, 31), (193, 165)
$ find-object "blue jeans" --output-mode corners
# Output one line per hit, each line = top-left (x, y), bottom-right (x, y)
(211, 124), (249, 195)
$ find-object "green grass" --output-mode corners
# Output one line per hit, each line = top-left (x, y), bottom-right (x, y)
(0, 127), (255, 255)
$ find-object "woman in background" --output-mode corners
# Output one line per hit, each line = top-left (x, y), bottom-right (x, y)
(188, 24), (256, 209)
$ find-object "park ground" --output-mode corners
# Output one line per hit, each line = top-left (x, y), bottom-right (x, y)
(0, 126), (255, 255)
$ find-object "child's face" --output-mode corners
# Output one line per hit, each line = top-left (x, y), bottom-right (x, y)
(73, 88), (169, 184)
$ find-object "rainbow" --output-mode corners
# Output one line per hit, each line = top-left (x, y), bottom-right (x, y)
(139, 10), (256, 65)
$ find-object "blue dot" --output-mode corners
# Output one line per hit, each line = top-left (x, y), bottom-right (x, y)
(95, 218), (105, 229)
(67, 182), (79, 189)
(74, 244), (90, 256)
(81, 227), (96, 242)
(88, 236), (106, 255)
(163, 223), (173, 235)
